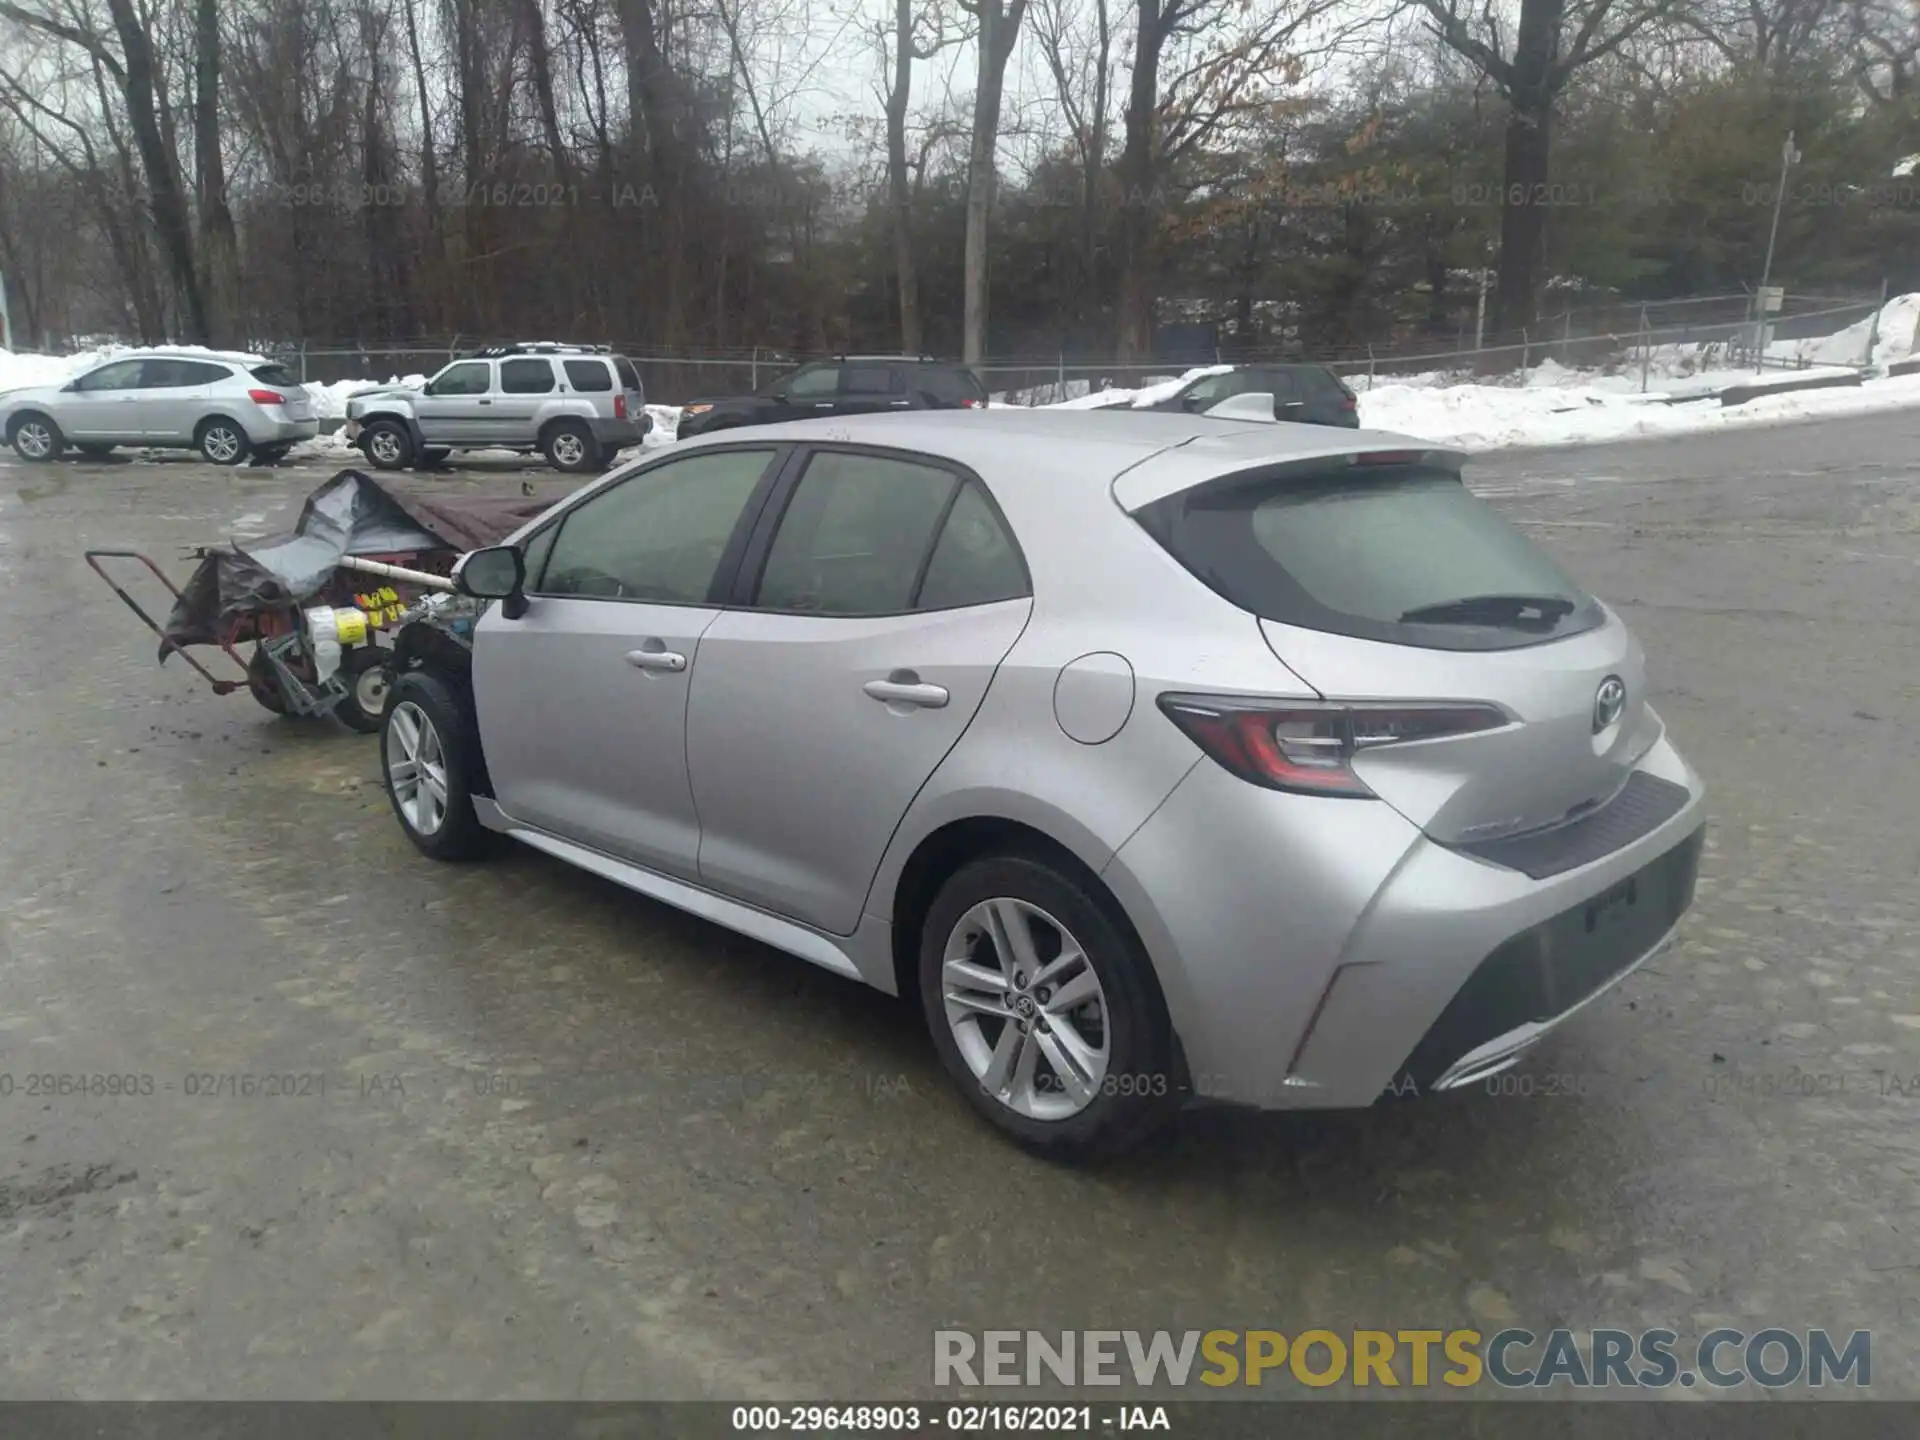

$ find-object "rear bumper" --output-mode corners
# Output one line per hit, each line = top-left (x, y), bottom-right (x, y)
(591, 416), (646, 447)
(245, 414), (320, 444)
(1104, 730), (1705, 1110)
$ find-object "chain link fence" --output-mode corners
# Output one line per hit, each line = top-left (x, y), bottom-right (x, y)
(242, 288), (1890, 407)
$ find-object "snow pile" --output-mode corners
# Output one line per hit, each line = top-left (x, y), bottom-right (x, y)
(1786, 295), (1920, 368)
(1359, 369), (1920, 450)
(1048, 365), (1234, 410)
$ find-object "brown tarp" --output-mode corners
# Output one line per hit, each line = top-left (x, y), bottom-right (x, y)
(159, 468), (584, 657)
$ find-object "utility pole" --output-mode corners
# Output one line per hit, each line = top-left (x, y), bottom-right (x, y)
(0, 270), (12, 351)
(1474, 267), (1490, 353)
(1753, 131), (1799, 373)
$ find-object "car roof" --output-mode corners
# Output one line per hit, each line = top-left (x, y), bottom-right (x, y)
(673, 407), (1453, 505)
(83, 347), (264, 366)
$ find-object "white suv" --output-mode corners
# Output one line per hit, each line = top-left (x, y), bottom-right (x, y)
(343, 345), (650, 473)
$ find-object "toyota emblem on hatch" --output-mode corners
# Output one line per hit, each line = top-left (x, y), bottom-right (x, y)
(1593, 676), (1627, 733)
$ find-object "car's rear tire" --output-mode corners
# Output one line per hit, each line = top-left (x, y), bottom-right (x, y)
(9, 413), (62, 462)
(917, 852), (1181, 1158)
(381, 670), (488, 860)
(196, 417), (250, 465)
(542, 420), (599, 473)
(334, 647), (390, 734)
(361, 420), (413, 471)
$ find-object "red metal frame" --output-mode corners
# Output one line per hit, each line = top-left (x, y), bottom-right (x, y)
(84, 547), (457, 701)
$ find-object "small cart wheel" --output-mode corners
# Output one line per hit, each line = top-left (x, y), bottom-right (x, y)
(246, 645), (289, 715)
(336, 647), (391, 734)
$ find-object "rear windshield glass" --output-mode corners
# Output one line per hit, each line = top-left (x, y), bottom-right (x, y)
(250, 363), (300, 387)
(1299, 368), (1353, 402)
(1135, 464), (1602, 652)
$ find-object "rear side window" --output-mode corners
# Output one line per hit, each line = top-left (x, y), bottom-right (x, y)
(916, 480), (1028, 611)
(1299, 368), (1352, 402)
(250, 363), (300, 387)
(907, 365), (985, 404)
(1135, 464), (1602, 652)
(500, 358), (556, 394)
(614, 358), (642, 392)
(140, 359), (230, 387)
(755, 451), (957, 614)
(842, 363), (900, 395)
(564, 360), (612, 392)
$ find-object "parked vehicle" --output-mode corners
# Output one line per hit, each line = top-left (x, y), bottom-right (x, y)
(1103, 363), (1360, 427)
(675, 356), (987, 439)
(343, 344), (650, 474)
(1, 349), (320, 464)
(378, 409), (1704, 1156)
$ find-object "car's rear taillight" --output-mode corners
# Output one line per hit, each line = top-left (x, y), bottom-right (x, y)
(614, 393), (628, 419)
(248, 388), (286, 405)
(963, 398), (986, 408)
(1157, 694), (1507, 797)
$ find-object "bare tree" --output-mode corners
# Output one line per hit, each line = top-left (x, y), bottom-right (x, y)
(1414, 0), (1682, 337)
(1031, 0), (1113, 336)
(957, 0), (1028, 361)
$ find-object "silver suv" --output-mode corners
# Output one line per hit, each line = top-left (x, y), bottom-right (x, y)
(1, 349), (319, 465)
(343, 344), (650, 473)
(377, 409), (1704, 1156)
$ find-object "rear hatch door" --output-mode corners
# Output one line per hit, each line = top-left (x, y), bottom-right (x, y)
(1121, 442), (1658, 845)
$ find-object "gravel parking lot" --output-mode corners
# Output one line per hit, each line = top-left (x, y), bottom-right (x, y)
(0, 413), (1915, 1400)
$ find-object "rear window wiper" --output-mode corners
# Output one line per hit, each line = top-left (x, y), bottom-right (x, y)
(1399, 593), (1577, 628)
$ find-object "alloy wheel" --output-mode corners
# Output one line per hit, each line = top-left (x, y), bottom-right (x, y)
(368, 430), (404, 465)
(202, 425), (242, 463)
(15, 421), (54, 459)
(385, 701), (449, 836)
(941, 898), (1111, 1121)
(551, 432), (585, 466)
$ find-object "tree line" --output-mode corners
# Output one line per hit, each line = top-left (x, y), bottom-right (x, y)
(0, 0), (1914, 368)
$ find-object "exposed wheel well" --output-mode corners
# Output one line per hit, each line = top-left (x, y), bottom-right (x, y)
(888, 817), (1125, 1005)
(357, 411), (412, 431)
(539, 415), (594, 443)
(195, 413), (243, 438)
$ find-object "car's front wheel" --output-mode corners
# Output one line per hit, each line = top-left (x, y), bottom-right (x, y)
(361, 419), (413, 470)
(381, 670), (488, 860)
(9, 414), (62, 462)
(918, 852), (1181, 1158)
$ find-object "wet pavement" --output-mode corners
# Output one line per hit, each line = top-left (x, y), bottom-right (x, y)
(0, 417), (1916, 1400)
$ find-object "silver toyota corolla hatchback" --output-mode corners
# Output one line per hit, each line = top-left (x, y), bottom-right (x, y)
(378, 409), (1705, 1155)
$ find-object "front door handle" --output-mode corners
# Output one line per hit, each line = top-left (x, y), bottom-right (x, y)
(626, 647), (687, 673)
(864, 674), (949, 709)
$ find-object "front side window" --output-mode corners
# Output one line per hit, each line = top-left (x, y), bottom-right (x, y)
(500, 358), (556, 395)
(534, 448), (775, 603)
(755, 451), (959, 615)
(429, 361), (492, 396)
(74, 360), (147, 392)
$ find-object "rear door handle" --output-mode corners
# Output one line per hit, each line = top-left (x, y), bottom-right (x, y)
(864, 677), (948, 709)
(626, 648), (687, 673)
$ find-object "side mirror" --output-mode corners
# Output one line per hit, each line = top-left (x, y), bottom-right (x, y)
(454, 545), (526, 616)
